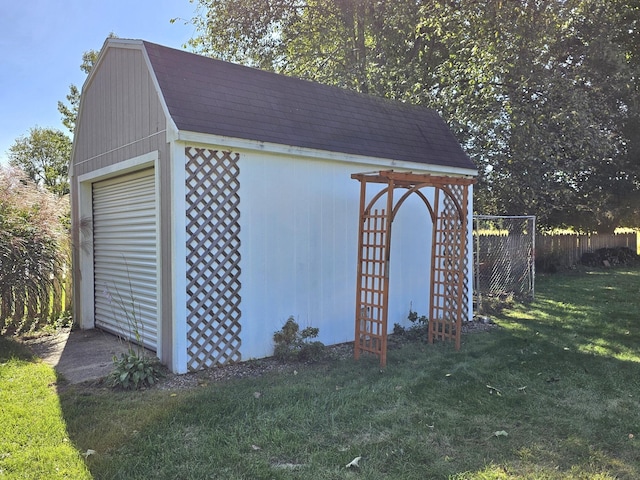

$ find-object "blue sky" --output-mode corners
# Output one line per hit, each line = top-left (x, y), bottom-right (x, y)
(0, 0), (199, 164)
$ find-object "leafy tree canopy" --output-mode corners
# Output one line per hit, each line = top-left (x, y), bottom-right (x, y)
(8, 127), (72, 196)
(186, 0), (640, 233)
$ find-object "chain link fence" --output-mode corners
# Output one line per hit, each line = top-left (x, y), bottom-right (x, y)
(473, 215), (535, 313)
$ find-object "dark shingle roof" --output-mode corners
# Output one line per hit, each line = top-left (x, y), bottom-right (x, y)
(143, 41), (476, 171)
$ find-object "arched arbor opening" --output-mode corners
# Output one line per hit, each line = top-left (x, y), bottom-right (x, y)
(352, 170), (476, 367)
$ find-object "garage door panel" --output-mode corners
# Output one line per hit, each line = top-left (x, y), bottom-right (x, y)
(93, 249), (157, 262)
(94, 265), (157, 280)
(96, 211), (155, 220)
(94, 219), (156, 230)
(95, 300), (157, 319)
(92, 243), (156, 253)
(93, 169), (158, 351)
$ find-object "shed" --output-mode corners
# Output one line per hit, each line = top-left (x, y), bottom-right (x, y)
(70, 38), (477, 373)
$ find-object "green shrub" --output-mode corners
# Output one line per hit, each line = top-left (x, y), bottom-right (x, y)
(393, 323), (406, 335)
(107, 348), (165, 390)
(392, 310), (429, 339)
(407, 309), (428, 327)
(273, 317), (325, 362)
(404, 309), (430, 340)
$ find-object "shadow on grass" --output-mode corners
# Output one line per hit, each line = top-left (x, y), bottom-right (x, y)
(57, 268), (640, 479)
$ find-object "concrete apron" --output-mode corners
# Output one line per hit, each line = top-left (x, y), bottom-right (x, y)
(24, 328), (145, 384)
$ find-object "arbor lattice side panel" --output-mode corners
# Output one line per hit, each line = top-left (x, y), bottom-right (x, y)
(429, 187), (468, 349)
(453, 186), (471, 315)
(355, 209), (388, 364)
(185, 147), (242, 371)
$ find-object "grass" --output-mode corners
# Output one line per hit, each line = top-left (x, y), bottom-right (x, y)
(2, 267), (640, 479)
(0, 338), (91, 479)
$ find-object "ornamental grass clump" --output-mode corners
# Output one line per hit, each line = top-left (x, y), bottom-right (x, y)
(0, 166), (70, 334)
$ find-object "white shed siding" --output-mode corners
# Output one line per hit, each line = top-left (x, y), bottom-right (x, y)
(387, 191), (434, 323)
(237, 151), (437, 360)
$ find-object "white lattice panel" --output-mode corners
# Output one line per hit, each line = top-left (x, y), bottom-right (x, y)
(185, 147), (242, 370)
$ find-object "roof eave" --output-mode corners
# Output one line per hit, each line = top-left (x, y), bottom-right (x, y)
(173, 130), (478, 177)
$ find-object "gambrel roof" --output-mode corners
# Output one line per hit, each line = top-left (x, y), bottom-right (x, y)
(142, 40), (475, 171)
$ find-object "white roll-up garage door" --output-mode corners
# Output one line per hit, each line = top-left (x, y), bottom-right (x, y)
(92, 169), (158, 351)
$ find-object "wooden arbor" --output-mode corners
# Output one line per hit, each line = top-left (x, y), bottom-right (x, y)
(352, 170), (475, 367)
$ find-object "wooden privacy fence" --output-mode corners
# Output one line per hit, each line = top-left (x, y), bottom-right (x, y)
(0, 267), (72, 331)
(536, 232), (638, 269)
(473, 222), (638, 308)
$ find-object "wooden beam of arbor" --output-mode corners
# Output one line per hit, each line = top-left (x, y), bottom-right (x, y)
(351, 170), (476, 188)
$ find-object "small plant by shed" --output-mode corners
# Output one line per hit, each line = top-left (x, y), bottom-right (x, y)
(273, 317), (325, 363)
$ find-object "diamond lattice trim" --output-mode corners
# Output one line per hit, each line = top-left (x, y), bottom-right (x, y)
(185, 147), (242, 371)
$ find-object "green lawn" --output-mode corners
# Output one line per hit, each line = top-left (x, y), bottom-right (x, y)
(0, 339), (91, 479)
(2, 267), (640, 479)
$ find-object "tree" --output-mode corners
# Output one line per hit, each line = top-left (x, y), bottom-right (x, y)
(57, 49), (99, 134)
(186, 0), (640, 232)
(8, 127), (72, 196)
(187, 1), (434, 98)
(423, 0), (638, 232)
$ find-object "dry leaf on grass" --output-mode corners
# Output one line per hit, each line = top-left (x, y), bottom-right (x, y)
(486, 384), (502, 396)
(346, 456), (362, 468)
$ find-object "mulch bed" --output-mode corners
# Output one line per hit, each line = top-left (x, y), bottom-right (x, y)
(152, 318), (497, 391)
